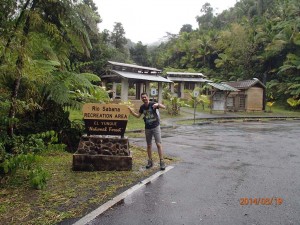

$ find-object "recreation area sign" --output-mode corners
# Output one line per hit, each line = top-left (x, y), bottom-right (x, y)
(82, 103), (130, 137)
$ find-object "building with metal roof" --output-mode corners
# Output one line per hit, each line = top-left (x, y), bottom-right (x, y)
(101, 61), (172, 103)
(224, 78), (266, 90)
(226, 78), (266, 112)
(208, 78), (266, 112)
(166, 72), (212, 98)
(207, 82), (240, 113)
(208, 83), (239, 92)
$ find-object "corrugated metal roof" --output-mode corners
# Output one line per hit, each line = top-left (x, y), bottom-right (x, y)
(208, 83), (240, 91)
(108, 61), (161, 73)
(225, 78), (266, 89)
(166, 72), (206, 78)
(167, 77), (212, 82)
(111, 70), (172, 83)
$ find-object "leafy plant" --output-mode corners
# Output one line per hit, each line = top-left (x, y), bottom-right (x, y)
(5, 131), (59, 155)
(287, 98), (300, 107)
(1, 153), (39, 175)
(29, 167), (50, 190)
(0, 151), (53, 189)
(186, 88), (210, 109)
(128, 88), (136, 96)
(266, 101), (275, 112)
(165, 93), (186, 116)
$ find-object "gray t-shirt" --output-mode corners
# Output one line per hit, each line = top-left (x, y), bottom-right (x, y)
(139, 102), (160, 129)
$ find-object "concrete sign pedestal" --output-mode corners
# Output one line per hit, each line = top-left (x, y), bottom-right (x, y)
(73, 135), (132, 171)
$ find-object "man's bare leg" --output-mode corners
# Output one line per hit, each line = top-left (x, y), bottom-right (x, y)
(146, 144), (153, 168)
(156, 143), (163, 160)
(156, 143), (165, 170)
(147, 144), (152, 159)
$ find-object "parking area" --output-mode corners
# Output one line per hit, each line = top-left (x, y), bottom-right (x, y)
(88, 120), (300, 225)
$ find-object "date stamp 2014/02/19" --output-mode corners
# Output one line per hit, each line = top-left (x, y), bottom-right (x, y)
(240, 197), (283, 206)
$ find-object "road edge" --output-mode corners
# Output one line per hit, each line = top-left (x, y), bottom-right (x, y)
(73, 166), (174, 225)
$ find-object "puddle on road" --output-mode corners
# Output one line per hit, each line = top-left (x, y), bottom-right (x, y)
(161, 134), (174, 138)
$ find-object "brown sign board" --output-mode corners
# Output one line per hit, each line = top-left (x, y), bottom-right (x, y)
(82, 103), (130, 137)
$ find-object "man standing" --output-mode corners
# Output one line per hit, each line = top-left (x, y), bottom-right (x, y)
(129, 92), (166, 170)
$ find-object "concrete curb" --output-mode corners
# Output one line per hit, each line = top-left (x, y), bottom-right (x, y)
(73, 166), (174, 225)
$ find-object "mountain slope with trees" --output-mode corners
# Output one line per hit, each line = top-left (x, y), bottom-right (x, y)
(150, 0), (300, 108)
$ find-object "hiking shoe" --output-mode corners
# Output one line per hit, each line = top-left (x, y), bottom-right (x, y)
(160, 160), (166, 170)
(146, 159), (153, 169)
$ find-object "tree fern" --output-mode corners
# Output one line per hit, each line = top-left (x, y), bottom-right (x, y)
(80, 72), (101, 82)
(1, 0), (103, 136)
(45, 77), (70, 106)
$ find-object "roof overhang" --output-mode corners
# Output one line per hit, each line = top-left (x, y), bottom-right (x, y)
(166, 72), (206, 77)
(108, 61), (162, 73)
(167, 77), (212, 82)
(208, 83), (240, 91)
(103, 70), (173, 83)
(225, 78), (266, 89)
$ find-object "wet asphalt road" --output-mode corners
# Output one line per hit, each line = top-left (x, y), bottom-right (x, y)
(88, 120), (300, 225)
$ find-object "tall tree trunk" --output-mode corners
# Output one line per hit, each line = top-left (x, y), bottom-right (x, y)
(0, 0), (32, 65)
(7, 0), (37, 137)
(7, 39), (27, 137)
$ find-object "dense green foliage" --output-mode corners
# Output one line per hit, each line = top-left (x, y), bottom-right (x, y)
(146, 0), (300, 108)
(0, 0), (109, 184)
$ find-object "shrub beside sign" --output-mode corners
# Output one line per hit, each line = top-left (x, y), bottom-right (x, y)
(82, 103), (130, 137)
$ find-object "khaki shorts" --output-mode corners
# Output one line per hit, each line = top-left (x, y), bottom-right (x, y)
(145, 126), (162, 146)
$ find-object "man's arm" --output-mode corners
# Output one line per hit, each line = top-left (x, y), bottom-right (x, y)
(152, 103), (166, 110)
(128, 107), (142, 118)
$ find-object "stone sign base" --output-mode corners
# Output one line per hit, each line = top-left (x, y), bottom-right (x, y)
(73, 153), (132, 171)
(72, 135), (132, 171)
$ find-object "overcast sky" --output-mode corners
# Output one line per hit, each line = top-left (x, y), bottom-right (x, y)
(94, 0), (238, 44)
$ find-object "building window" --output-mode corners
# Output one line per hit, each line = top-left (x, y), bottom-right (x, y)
(239, 95), (246, 108)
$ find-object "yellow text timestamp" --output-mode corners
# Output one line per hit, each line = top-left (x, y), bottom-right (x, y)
(240, 197), (283, 206)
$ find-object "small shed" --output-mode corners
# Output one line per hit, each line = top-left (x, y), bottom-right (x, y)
(101, 61), (172, 104)
(166, 72), (211, 99)
(208, 83), (240, 113)
(225, 78), (266, 112)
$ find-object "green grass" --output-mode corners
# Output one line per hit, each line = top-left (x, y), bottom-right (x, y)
(0, 148), (176, 225)
(189, 102), (300, 117)
(225, 105), (300, 117)
(270, 105), (300, 116)
(194, 103), (211, 113)
(126, 115), (144, 130)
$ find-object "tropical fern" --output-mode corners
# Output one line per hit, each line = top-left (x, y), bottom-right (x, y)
(43, 70), (103, 108)
(78, 72), (101, 83)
